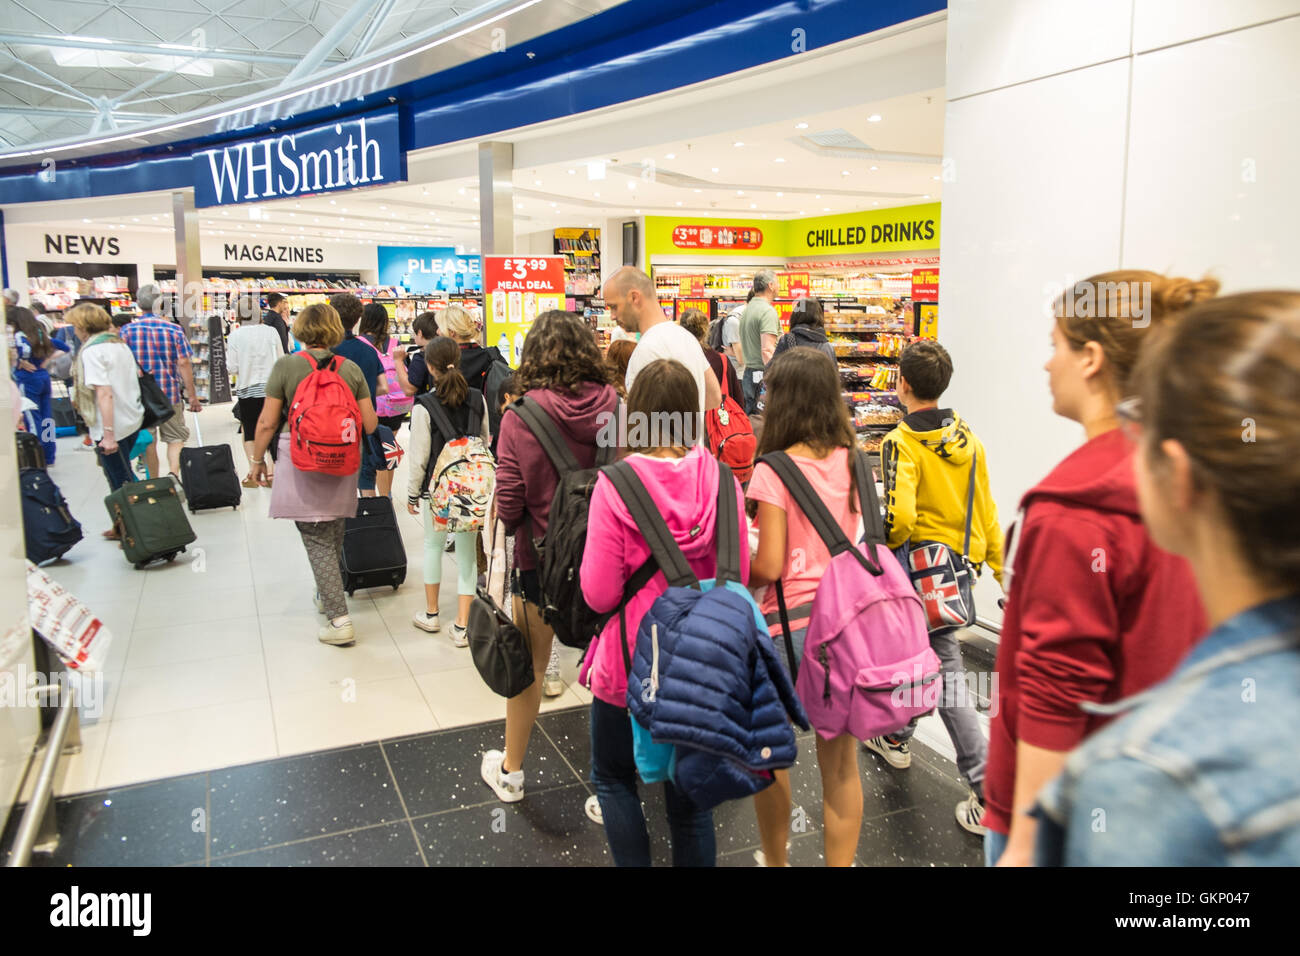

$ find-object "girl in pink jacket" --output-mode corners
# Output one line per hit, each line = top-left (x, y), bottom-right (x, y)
(580, 358), (750, 866)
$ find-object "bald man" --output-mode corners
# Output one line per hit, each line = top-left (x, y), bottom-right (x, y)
(602, 267), (721, 429)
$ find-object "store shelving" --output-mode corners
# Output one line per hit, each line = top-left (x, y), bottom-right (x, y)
(555, 228), (601, 296)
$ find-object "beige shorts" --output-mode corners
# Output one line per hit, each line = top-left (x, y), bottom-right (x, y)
(157, 402), (190, 444)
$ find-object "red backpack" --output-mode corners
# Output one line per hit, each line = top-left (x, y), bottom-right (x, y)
(705, 353), (756, 483)
(289, 353), (362, 475)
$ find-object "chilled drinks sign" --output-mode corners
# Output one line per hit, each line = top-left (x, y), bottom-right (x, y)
(193, 106), (404, 207)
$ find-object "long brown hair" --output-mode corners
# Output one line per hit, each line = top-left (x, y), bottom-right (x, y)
(605, 338), (636, 395)
(753, 348), (859, 514)
(1055, 270), (1219, 396)
(7, 306), (52, 361)
(1133, 290), (1300, 590)
(425, 336), (468, 408)
(516, 310), (617, 395)
(625, 359), (699, 451)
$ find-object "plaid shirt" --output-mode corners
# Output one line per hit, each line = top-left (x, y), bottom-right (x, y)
(120, 315), (193, 404)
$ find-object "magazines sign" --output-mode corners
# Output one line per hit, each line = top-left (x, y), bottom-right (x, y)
(484, 256), (566, 367)
(671, 224), (763, 250)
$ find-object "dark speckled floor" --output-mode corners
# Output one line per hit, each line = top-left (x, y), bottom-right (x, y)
(2, 706), (984, 867)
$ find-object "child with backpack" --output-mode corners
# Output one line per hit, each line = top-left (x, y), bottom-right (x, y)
(871, 339), (1005, 835)
(407, 337), (493, 646)
(746, 348), (936, 866)
(580, 358), (751, 866)
(481, 311), (620, 805)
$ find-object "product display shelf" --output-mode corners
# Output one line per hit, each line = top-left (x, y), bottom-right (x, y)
(555, 229), (601, 296)
(824, 302), (910, 454)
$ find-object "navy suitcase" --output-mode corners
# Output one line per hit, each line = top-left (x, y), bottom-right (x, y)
(21, 468), (83, 564)
(339, 496), (406, 595)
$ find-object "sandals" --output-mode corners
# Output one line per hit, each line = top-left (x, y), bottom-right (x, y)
(258, 475), (274, 488)
(241, 476), (260, 488)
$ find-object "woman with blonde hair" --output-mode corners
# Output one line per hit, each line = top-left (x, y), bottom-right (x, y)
(65, 303), (144, 497)
(984, 271), (1216, 865)
(250, 303), (378, 647)
(439, 304), (505, 416)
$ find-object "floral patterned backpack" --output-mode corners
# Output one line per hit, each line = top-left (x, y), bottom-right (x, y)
(419, 389), (494, 533)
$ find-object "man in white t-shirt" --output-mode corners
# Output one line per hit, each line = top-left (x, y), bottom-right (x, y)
(602, 267), (720, 444)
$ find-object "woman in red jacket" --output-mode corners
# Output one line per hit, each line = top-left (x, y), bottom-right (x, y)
(984, 271), (1215, 866)
(480, 311), (620, 807)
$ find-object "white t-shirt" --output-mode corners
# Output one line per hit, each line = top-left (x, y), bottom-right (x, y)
(226, 323), (285, 397)
(625, 320), (709, 444)
(81, 341), (145, 441)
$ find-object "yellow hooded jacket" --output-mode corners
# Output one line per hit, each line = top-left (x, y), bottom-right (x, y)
(881, 408), (1004, 586)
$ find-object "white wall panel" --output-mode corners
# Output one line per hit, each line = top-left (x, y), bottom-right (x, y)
(1132, 0), (1300, 51)
(1123, 18), (1300, 287)
(941, 60), (1131, 616)
(947, 0), (1132, 100)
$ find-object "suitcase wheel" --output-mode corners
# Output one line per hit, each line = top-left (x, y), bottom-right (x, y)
(166, 552), (178, 563)
(133, 561), (146, 571)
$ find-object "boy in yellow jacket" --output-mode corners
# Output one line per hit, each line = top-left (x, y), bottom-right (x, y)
(869, 339), (1004, 837)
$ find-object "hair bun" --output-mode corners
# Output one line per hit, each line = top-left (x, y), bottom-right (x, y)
(1157, 275), (1221, 314)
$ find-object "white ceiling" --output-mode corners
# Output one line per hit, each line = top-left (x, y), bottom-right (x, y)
(7, 15), (948, 253)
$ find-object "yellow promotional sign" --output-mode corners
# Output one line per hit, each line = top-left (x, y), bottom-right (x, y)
(918, 303), (939, 339)
(643, 216), (784, 265)
(786, 202), (941, 258)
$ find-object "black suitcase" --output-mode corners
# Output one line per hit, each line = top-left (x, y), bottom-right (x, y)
(51, 395), (83, 436)
(339, 496), (406, 595)
(21, 468), (83, 564)
(178, 412), (241, 512)
(16, 431), (45, 470)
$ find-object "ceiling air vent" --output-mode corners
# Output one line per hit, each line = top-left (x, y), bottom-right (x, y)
(804, 128), (872, 150)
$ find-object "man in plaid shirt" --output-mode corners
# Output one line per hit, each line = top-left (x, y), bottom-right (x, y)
(120, 284), (203, 479)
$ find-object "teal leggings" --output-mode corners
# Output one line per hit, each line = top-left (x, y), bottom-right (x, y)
(423, 501), (478, 595)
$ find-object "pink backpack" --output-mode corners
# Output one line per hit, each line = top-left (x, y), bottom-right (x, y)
(762, 450), (941, 741)
(358, 334), (414, 419)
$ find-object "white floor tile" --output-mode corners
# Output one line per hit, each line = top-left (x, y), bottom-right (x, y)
(260, 627), (410, 697)
(96, 698), (277, 790)
(415, 667), (508, 729)
(388, 627), (478, 676)
(133, 584), (258, 630)
(271, 676), (438, 757)
(125, 616), (262, 669)
(112, 653), (269, 721)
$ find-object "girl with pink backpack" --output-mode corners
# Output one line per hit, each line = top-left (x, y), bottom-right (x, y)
(746, 349), (935, 866)
(358, 303), (415, 498)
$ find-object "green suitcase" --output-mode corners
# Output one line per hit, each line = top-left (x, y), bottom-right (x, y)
(105, 477), (197, 569)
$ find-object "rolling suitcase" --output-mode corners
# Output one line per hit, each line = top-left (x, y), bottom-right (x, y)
(51, 387), (83, 437)
(339, 496), (406, 595)
(105, 477), (197, 569)
(21, 468), (83, 564)
(16, 431), (45, 470)
(179, 411), (241, 512)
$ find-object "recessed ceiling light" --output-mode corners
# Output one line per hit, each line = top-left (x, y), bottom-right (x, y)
(665, 153), (675, 160)
(932, 175), (941, 181)
(534, 179), (541, 186)
(870, 165), (878, 171)
(777, 192), (783, 197)
(841, 170), (850, 176)
(711, 167), (719, 173)
(774, 158), (785, 163)
(567, 169), (576, 175)
(923, 194), (931, 199)
(872, 201), (879, 206)
(750, 203), (757, 209)
(733, 141), (744, 147)
(795, 122), (808, 130)
(627, 181), (636, 190)
(517, 203), (523, 209)
(329, 199), (336, 204)
(379, 205), (386, 210)
(815, 194), (821, 199)
(132, 217), (138, 221)
(221, 211), (228, 216)
(593, 192), (599, 198)
(823, 207), (830, 212)
(799, 210), (806, 215)
(295, 202), (301, 208)
(868, 114), (882, 122)
(693, 188), (702, 193)
(675, 201), (683, 206)
(635, 208), (641, 214)
(736, 190), (744, 196)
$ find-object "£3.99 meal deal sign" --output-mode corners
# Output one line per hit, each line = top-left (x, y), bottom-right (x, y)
(484, 256), (566, 367)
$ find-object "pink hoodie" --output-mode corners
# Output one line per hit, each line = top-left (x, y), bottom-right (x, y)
(579, 445), (750, 709)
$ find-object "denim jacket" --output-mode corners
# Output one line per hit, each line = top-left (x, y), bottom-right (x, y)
(1033, 595), (1300, 866)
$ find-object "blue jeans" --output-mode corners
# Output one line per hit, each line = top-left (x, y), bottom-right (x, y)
(984, 829), (1007, 867)
(590, 698), (716, 867)
(97, 429), (142, 491)
(741, 367), (761, 415)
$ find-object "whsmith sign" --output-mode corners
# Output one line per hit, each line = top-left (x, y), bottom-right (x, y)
(193, 106), (405, 208)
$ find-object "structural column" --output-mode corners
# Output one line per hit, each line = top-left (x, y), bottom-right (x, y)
(171, 189), (202, 320)
(477, 142), (513, 256)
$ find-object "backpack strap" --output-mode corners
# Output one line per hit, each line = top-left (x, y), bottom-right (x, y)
(465, 388), (484, 439)
(713, 461), (741, 585)
(718, 353), (732, 401)
(853, 449), (887, 548)
(757, 451), (856, 557)
(510, 396), (581, 474)
(961, 447), (978, 561)
(418, 392), (458, 444)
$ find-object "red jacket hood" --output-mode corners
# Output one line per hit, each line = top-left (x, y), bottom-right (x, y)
(1021, 428), (1137, 518)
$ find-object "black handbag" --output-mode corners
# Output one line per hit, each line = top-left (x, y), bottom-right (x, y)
(126, 350), (176, 430)
(468, 583), (534, 698)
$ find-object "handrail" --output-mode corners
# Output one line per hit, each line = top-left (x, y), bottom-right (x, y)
(974, 615), (1003, 636)
(6, 678), (80, 867)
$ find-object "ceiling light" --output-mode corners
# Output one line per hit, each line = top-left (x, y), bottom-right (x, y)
(82, 218), (90, 223)
(868, 114), (882, 122)
(774, 158), (785, 163)
(932, 175), (941, 181)
(736, 190), (744, 196)
(750, 203), (757, 209)
(567, 169), (576, 175)
(711, 167), (719, 173)
(841, 170), (850, 176)
(635, 209), (641, 214)
(777, 192), (783, 197)
(870, 165), (878, 171)
(795, 122), (808, 130)
(379, 205), (386, 210)
(694, 188), (702, 193)
(534, 179), (542, 186)
(329, 199), (336, 204)
(733, 141), (744, 147)
(823, 207), (830, 211)
(665, 153), (675, 160)
(627, 181), (636, 190)
(221, 210), (228, 216)
(517, 203), (523, 209)
(458, 187), (466, 195)
(587, 161), (606, 181)
(675, 201), (683, 206)
(132, 217), (139, 222)
(923, 194), (931, 199)
(593, 192), (599, 198)
(815, 194), (821, 199)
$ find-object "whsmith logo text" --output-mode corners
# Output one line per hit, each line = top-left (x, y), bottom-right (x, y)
(193, 107), (403, 208)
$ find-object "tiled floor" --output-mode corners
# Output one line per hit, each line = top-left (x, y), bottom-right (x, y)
(2, 706), (986, 867)
(23, 409), (590, 799)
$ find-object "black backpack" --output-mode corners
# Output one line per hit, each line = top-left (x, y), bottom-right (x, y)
(509, 395), (619, 649)
(484, 355), (512, 438)
(21, 468), (83, 564)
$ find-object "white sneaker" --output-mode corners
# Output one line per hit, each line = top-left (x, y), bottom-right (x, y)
(754, 842), (792, 867)
(412, 611), (439, 633)
(480, 750), (524, 803)
(318, 617), (355, 646)
(585, 794), (603, 825)
(864, 735), (912, 769)
(449, 623), (468, 647)
(956, 789), (987, 836)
